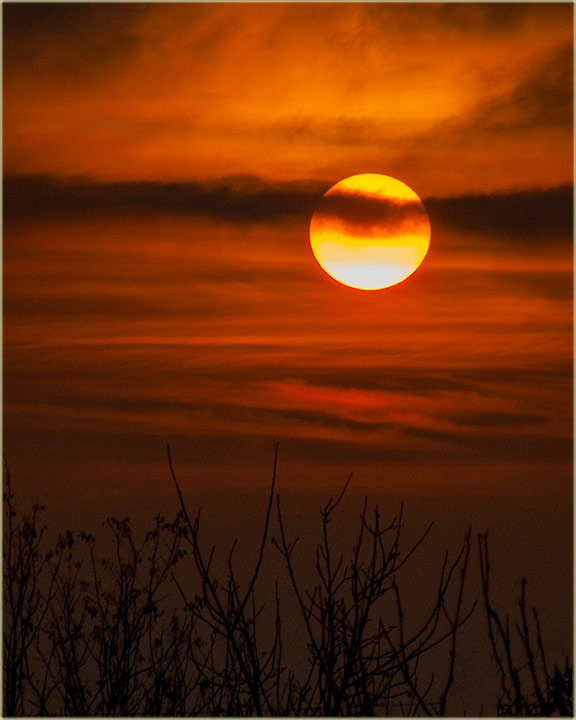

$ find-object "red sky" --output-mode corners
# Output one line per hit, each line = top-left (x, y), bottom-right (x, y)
(3, 4), (573, 708)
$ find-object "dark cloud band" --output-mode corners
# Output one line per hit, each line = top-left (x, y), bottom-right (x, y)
(425, 186), (573, 240)
(3, 174), (327, 225)
(4, 174), (573, 241)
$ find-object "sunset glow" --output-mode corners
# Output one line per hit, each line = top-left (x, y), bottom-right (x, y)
(2, 6), (572, 712)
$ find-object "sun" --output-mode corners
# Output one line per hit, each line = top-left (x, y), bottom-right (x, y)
(309, 174), (431, 290)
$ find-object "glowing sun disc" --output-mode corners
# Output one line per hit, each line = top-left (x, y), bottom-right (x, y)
(309, 173), (431, 290)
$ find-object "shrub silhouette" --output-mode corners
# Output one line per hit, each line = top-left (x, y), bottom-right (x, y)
(4, 458), (197, 716)
(479, 533), (573, 717)
(3, 448), (572, 716)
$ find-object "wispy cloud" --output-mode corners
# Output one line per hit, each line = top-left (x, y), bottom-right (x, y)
(3, 3), (572, 192)
(313, 192), (428, 237)
(469, 43), (573, 133)
(3, 3), (147, 83)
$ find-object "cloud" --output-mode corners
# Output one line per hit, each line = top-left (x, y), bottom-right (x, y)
(7, 356), (568, 464)
(2, 3), (147, 83)
(425, 185), (573, 242)
(287, 366), (573, 398)
(3, 174), (327, 225)
(313, 191), (428, 237)
(3, 292), (176, 322)
(447, 410), (547, 429)
(363, 2), (559, 37)
(5, 174), (572, 244)
(471, 44), (573, 133)
(4, 2), (572, 193)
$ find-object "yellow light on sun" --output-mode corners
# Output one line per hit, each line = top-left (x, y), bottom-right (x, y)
(333, 173), (417, 201)
(309, 174), (431, 291)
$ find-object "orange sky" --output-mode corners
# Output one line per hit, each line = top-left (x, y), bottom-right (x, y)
(2, 5), (573, 691)
(3, 3), (573, 192)
(4, 2), (572, 470)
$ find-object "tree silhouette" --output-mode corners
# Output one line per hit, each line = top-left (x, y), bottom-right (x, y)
(3, 448), (572, 716)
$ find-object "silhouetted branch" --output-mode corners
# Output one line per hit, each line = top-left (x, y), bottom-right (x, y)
(3, 451), (571, 716)
(478, 531), (572, 717)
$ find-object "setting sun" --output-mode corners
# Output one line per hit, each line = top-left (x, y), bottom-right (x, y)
(309, 174), (431, 290)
